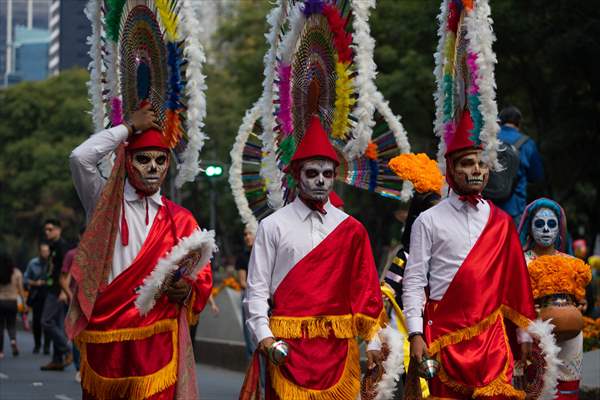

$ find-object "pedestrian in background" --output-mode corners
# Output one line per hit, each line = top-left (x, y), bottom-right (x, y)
(24, 242), (51, 354)
(0, 251), (27, 358)
(40, 218), (72, 371)
(496, 106), (544, 224)
(60, 227), (84, 382)
(236, 228), (255, 359)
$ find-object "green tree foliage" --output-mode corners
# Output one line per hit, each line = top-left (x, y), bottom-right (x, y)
(0, 69), (91, 263)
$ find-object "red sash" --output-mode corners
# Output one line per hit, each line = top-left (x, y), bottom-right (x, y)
(424, 205), (535, 397)
(77, 200), (210, 400)
(267, 217), (384, 399)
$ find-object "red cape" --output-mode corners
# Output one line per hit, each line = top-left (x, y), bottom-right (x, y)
(424, 204), (535, 397)
(266, 216), (384, 399)
(77, 199), (212, 400)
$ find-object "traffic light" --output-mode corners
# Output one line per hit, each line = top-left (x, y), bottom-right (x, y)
(205, 164), (223, 177)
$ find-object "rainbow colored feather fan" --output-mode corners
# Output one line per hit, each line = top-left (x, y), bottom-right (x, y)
(85, 0), (208, 187)
(433, 0), (500, 172)
(229, 93), (413, 233)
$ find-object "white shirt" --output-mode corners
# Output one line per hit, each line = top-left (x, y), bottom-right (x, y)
(244, 197), (348, 344)
(69, 125), (162, 282)
(402, 190), (490, 335)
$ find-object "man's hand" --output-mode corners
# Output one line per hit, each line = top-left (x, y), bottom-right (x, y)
(164, 276), (192, 304)
(259, 337), (276, 354)
(366, 349), (383, 371)
(409, 334), (428, 363)
(126, 102), (161, 134)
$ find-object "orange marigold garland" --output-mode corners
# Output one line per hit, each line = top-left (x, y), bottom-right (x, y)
(388, 153), (444, 194)
(527, 254), (592, 301)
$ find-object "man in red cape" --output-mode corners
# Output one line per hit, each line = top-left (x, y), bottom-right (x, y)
(243, 116), (385, 400)
(66, 104), (213, 400)
(402, 110), (536, 399)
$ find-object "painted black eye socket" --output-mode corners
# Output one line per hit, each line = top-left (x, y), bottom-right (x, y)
(322, 170), (334, 178)
(305, 170), (319, 178)
(135, 155), (151, 164)
(533, 220), (545, 228)
(155, 156), (167, 165)
(547, 220), (558, 228)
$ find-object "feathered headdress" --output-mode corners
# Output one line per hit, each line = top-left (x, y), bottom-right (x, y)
(85, 0), (208, 187)
(433, 0), (500, 171)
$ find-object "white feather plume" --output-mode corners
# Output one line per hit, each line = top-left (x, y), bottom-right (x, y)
(259, 1), (287, 210)
(526, 319), (561, 400)
(84, 0), (105, 132)
(175, 0), (209, 188)
(463, 0), (500, 170)
(374, 326), (405, 400)
(433, 0), (450, 172)
(135, 228), (217, 316)
(228, 102), (263, 235)
(345, 0), (378, 159)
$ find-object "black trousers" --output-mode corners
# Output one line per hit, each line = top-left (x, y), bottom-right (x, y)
(31, 296), (51, 350)
(0, 299), (17, 353)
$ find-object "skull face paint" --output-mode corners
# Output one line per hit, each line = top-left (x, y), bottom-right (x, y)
(449, 151), (490, 195)
(298, 159), (335, 201)
(531, 207), (559, 248)
(126, 149), (169, 195)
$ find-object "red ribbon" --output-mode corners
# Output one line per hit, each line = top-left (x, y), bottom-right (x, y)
(458, 194), (483, 207)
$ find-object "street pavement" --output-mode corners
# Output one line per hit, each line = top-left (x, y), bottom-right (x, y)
(0, 330), (245, 400)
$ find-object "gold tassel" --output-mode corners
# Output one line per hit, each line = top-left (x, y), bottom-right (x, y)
(269, 339), (361, 400)
(78, 320), (178, 400)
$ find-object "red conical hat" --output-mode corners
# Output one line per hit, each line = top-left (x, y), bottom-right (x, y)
(126, 128), (170, 151)
(288, 115), (339, 169)
(445, 108), (481, 158)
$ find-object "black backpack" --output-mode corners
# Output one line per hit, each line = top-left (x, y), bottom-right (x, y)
(482, 135), (529, 203)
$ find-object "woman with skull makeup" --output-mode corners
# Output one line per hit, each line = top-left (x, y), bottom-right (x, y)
(518, 199), (592, 399)
(65, 103), (214, 400)
(243, 116), (385, 400)
(402, 110), (540, 399)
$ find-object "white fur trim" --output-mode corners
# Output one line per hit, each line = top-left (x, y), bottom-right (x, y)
(174, 0), (209, 188)
(135, 228), (217, 316)
(259, 1), (287, 210)
(374, 326), (405, 400)
(228, 102), (262, 235)
(527, 319), (561, 400)
(345, 0), (378, 159)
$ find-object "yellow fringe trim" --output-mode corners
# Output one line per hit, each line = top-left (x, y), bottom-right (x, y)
(270, 314), (354, 339)
(270, 310), (387, 341)
(77, 318), (177, 344)
(78, 319), (178, 400)
(435, 316), (526, 400)
(428, 305), (531, 355)
(187, 291), (199, 326)
(269, 339), (360, 400)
